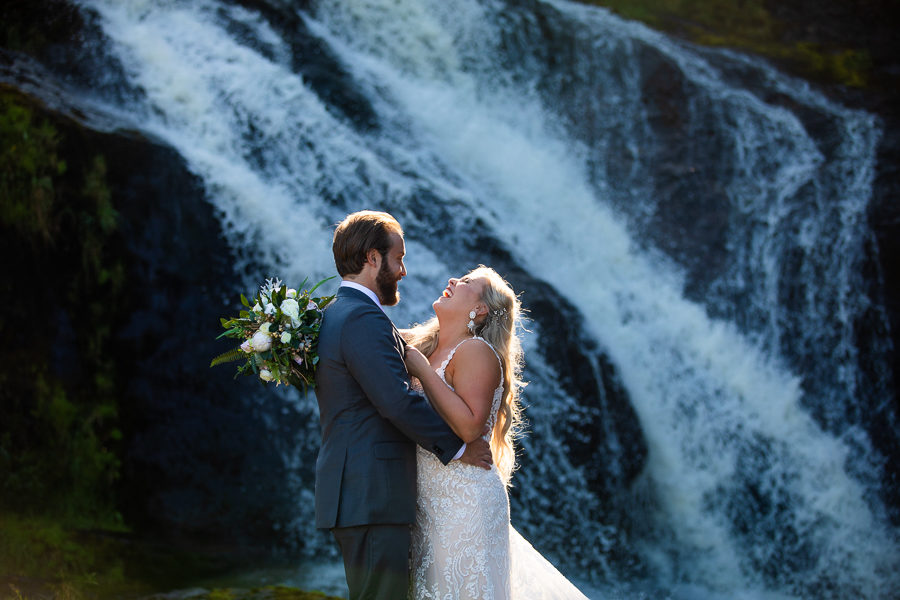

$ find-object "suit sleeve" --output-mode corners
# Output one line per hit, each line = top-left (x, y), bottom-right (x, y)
(342, 306), (463, 465)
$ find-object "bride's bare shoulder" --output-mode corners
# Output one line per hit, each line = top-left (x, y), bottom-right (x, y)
(452, 339), (501, 378)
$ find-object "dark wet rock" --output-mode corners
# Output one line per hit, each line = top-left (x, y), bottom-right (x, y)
(1, 0), (145, 105)
(0, 76), (305, 550)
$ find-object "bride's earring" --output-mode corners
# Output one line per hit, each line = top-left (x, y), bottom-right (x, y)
(467, 310), (477, 334)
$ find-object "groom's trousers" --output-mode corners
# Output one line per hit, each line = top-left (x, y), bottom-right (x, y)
(332, 524), (410, 600)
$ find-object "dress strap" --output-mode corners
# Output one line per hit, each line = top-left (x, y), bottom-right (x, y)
(473, 336), (503, 375)
(438, 338), (469, 372)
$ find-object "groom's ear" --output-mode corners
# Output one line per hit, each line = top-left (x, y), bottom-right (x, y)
(365, 248), (381, 268)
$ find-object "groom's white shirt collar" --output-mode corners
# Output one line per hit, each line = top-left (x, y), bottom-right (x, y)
(340, 280), (385, 313)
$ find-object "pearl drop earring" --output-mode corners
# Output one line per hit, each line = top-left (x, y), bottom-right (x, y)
(467, 310), (477, 334)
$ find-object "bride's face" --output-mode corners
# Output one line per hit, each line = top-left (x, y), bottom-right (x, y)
(433, 274), (487, 317)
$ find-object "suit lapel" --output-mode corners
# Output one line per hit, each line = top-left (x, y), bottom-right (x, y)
(337, 286), (405, 347)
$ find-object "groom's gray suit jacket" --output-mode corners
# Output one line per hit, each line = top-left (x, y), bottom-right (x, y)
(314, 286), (463, 529)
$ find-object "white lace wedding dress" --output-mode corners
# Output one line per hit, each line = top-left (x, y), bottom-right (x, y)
(411, 337), (590, 599)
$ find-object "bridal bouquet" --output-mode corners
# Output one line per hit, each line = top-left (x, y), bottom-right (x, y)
(211, 277), (335, 389)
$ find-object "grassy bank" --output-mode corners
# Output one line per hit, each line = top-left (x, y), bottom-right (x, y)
(1, 513), (129, 598)
(583, 0), (874, 88)
(0, 512), (342, 600)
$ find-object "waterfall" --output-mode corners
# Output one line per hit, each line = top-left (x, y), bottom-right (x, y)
(69, 0), (898, 597)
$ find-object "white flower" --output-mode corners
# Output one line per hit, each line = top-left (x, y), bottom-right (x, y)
(259, 322), (272, 333)
(286, 288), (297, 298)
(281, 298), (301, 322)
(293, 355), (303, 365)
(252, 303), (262, 312)
(262, 277), (283, 296)
(281, 331), (291, 344)
(248, 330), (272, 352)
(259, 369), (274, 382)
(264, 302), (276, 315)
(307, 301), (318, 311)
(240, 339), (253, 353)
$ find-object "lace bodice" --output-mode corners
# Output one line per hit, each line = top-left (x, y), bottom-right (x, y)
(433, 336), (504, 441)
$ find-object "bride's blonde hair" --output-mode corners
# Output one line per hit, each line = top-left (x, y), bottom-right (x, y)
(405, 266), (525, 485)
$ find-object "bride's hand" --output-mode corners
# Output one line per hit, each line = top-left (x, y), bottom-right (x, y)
(404, 345), (431, 379)
(457, 436), (492, 470)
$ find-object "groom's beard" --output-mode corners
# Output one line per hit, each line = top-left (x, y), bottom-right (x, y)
(376, 259), (400, 306)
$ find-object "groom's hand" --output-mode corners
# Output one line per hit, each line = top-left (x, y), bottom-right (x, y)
(458, 436), (492, 470)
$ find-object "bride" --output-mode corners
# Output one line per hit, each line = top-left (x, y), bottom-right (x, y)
(402, 266), (589, 599)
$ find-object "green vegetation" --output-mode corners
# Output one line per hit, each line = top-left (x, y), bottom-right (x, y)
(0, 514), (127, 598)
(585, 0), (872, 87)
(0, 89), (128, 597)
(0, 89), (124, 521)
(0, 95), (65, 238)
(0, 513), (342, 600)
(163, 587), (341, 600)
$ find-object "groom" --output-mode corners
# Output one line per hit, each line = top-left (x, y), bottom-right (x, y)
(314, 210), (491, 600)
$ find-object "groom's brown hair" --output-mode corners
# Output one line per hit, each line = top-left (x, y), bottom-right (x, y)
(333, 210), (404, 277)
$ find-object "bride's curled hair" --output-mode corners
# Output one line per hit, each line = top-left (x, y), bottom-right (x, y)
(405, 266), (525, 485)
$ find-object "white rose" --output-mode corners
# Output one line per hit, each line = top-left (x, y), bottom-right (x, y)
(281, 331), (291, 344)
(240, 339), (253, 353)
(249, 330), (272, 352)
(252, 303), (262, 312)
(259, 369), (274, 382)
(286, 288), (297, 298)
(264, 302), (276, 315)
(259, 322), (272, 334)
(281, 298), (301, 322)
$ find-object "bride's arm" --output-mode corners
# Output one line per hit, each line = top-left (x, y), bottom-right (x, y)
(405, 344), (500, 442)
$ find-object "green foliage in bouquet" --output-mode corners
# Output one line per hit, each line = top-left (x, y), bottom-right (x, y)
(212, 277), (335, 390)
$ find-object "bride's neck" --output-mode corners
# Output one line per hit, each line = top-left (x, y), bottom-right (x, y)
(433, 317), (471, 355)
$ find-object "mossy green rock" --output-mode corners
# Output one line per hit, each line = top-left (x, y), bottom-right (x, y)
(141, 587), (340, 600)
(0, 87), (124, 524)
(584, 0), (894, 91)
